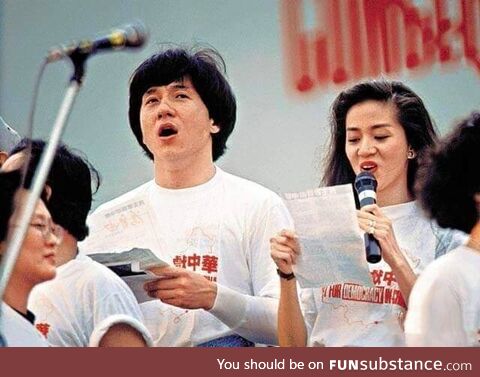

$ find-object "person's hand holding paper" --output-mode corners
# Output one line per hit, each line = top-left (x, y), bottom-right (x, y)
(270, 229), (300, 275)
(145, 266), (218, 310)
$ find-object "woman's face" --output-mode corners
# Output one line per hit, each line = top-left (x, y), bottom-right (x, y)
(2, 192), (58, 287)
(345, 100), (411, 204)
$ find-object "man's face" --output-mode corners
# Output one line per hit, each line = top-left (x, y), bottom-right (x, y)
(139, 77), (219, 163)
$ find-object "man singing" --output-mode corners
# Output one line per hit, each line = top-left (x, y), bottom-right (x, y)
(85, 47), (292, 346)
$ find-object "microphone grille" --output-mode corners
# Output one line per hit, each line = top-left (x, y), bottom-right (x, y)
(124, 21), (149, 47)
(354, 171), (377, 193)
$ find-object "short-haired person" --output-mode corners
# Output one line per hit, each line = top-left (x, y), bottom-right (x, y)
(85, 47), (293, 346)
(405, 112), (480, 346)
(270, 80), (467, 346)
(0, 116), (21, 166)
(0, 170), (59, 346)
(3, 140), (151, 347)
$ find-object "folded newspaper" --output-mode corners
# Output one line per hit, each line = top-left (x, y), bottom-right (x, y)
(89, 247), (169, 303)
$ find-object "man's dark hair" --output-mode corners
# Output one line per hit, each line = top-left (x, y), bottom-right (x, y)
(322, 80), (438, 198)
(128, 47), (236, 161)
(10, 139), (100, 241)
(417, 112), (480, 233)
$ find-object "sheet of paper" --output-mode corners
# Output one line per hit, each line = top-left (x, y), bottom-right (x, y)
(122, 271), (163, 304)
(80, 193), (160, 254)
(283, 184), (373, 288)
(80, 195), (171, 303)
(88, 248), (169, 303)
(89, 247), (169, 271)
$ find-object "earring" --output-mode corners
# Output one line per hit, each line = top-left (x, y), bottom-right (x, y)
(407, 148), (416, 159)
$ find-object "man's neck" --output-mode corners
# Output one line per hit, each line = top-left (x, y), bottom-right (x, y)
(55, 233), (78, 267)
(153, 154), (216, 189)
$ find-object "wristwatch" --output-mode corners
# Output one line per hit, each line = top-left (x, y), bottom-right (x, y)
(277, 269), (295, 280)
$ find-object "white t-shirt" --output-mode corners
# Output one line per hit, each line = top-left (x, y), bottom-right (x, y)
(87, 167), (293, 346)
(29, 254), (152, 346)
(301, 201), (466, 347)
(405, 245), (480, 346)
(1, 302), (49, 347)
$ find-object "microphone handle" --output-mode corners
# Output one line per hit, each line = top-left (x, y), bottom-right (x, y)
(364, 233), (382, 263)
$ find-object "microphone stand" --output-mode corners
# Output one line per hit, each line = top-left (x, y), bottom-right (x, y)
(0, 53), (88, 347)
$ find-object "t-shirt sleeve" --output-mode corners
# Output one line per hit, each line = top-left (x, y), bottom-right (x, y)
(88, 270), (153, 346)
(208, 196), (294, 345)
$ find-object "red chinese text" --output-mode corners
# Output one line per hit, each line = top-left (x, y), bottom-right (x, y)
(280, 0), (480, 92)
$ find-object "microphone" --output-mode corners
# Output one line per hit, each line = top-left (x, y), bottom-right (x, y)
(46, 22), (148, 63)
(354, 171), (382, 263)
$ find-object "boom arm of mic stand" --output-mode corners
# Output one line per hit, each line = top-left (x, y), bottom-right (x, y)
(0, 59), (85, 347)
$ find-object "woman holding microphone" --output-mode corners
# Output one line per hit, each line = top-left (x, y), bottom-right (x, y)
(271, 80), (466, 346)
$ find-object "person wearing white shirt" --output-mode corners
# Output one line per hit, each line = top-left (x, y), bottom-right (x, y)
(3, 140), (151, 347)
(406, 112), (480, 347)
(269, 80), (465, 346)
(0, 170), (59, 347)
(87, 47), (292, 347)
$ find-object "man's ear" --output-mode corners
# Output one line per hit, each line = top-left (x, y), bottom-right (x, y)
(0, 151), (8, 167)
(45, 185), (53, 201)
(210, 120), (220, 134)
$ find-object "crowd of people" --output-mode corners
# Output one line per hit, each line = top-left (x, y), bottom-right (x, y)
(0, 46), (478, 347)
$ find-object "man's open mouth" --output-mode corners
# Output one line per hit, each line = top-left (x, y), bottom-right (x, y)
(158, 124), (178, 138)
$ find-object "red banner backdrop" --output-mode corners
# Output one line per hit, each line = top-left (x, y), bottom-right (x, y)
(281, 0), (480, 93)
